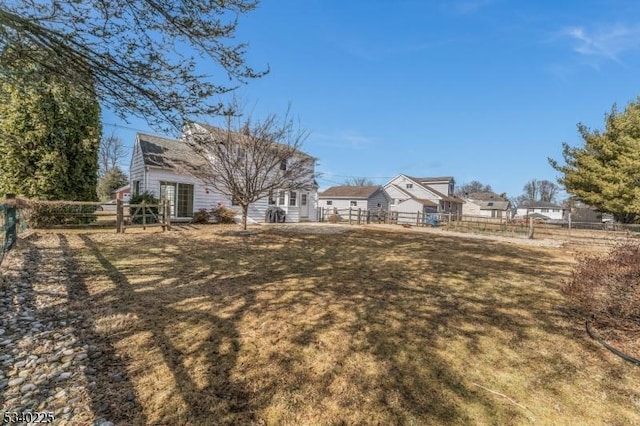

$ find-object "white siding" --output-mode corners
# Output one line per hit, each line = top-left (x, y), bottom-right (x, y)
(385, 175), (440, 205)
(425, 182), (451, 196)
(367, 188), (390, 211)
(516, 207), (564, 220)
(318, 198), (366, 211)
(129, 141), (145, 196)
(463, 201), (483, 216)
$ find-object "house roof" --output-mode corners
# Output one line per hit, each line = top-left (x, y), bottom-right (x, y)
(466, 192), (506, 201)
(137, 133), (207, 169)
(319, 185), (381, 199)
(520, 201), (563, 209)
(112, 184), (130, 193)
(407, 175), (454, 184)
(476, 200), (510, 211)
(192, 122), (315, 160)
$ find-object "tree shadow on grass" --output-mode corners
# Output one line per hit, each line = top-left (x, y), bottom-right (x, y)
(56, 227), (640, 424)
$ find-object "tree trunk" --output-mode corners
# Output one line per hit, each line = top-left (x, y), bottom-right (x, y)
(241, 204), (249, 231)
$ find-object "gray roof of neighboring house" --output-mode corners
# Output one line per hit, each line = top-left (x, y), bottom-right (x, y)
(520, 201), (563, 209)
(319, 185), (382, 199)
(475, 200), (510, 211)
(138, 133), (207, 169)
(466, 192), (505, 201)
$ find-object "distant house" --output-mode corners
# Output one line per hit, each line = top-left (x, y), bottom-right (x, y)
(563, 199), (612, 223)
(383, 175), (463, 217)
(129, 128), (318, 222)
(318, 185), (390, 211)
(515, 201), (564, 221)
(111, 184), (131, 202)
(463, 192), (511, 220)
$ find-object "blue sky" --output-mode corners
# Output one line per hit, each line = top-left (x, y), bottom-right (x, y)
(104, 0), (640, 199)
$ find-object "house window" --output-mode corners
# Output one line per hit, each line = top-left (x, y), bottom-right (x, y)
(487, 202), (494, 206)
(377, 203), (381, 207)
(350, 201), (357, 207)
(406, 183), (413, 189)
(301, 194), (308, 206)
(289, 191), (297, 206)
(268, 191), (276, 205)
(278, 191), (285, 205)
(133, 180), (140, 196)
(326, 200), (333, 206)
(280, 159), (287, 171)
(160, 181), (194, 217)
(552, 208), (560, 213)
(541, 208), (549, 213)
(231, 196), (239, 206)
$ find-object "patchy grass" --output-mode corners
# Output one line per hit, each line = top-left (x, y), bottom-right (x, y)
(29, 225), (640, 424)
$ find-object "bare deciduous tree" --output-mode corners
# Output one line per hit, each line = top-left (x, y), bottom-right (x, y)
(0, 0), (266, 131)
(455, 180), (493, 198)
(98, 133), (127, 177)
(517, 179), (560, 205)
(344, 177), (375, 186)
(180, 110), (317, 230)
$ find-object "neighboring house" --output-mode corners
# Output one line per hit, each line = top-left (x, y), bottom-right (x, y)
(383, 175), (463, 218)
(129, 129), (318, 223)
(515, 201), (564, 221)
(111, 184), (130, 202)
(562, 199), (612, 223)
(318, 185), (390, 211)
(463, 192), (511, 220)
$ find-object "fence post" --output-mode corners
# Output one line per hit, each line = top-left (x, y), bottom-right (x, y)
(448, 212), (452, 227)
(116, 199), (123, 233)
(357, 208), (361, 225)
(142, 200), (147, 230)
(568, 212), (572, 236)
(528, 216), (534, 239)
(5, 194), (16, 251)
(416, 211), (420, 227)
(164, 199), (171, 231)
(349, 207), (353, 225)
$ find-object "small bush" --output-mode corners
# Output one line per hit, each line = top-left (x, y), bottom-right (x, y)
(327, 213), (340, 223)
(22, 201), (97, 228)
(563, 241), (640, 323)
(129, 192), (159, 224)
(191, 208), (211, 224)
(210, 203), (236, 224)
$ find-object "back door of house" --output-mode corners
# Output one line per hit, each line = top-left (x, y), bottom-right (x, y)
(300, 192), (309, 218)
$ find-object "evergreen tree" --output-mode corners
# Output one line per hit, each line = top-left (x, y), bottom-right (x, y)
(97, 166), (128, 201)
(549, 98), (640, 223)
(0, 44), (101, 200)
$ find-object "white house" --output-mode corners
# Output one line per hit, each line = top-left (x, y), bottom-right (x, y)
(318, 185), (390, 211)
(463, 192), (511, 220)
(515, 201), (564, 221)
(129, 128), (318, 223)
(383, 175), (463, 218)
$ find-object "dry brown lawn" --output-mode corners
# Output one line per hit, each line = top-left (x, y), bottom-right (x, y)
(25, 225), (640, 424)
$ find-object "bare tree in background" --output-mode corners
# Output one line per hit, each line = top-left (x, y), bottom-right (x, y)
(98, 133), (127, 177)
(0, 0), (266, 131)
(180, 110), (317, 230)
(344, 177), (375, 186)
(454, 180), (493, 198)
(514, 179), (560, 206)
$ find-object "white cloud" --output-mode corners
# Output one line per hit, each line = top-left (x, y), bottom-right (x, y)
(563, 24), (640, 61)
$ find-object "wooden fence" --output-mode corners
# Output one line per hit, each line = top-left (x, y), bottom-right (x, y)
(13, 198), (172, 233)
